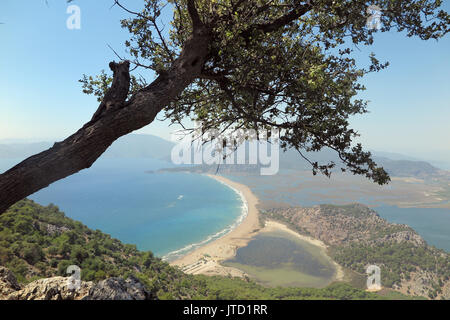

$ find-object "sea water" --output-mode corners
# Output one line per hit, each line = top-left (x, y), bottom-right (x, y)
(375, 206), (450, 252)
(0, 158), (245, 260)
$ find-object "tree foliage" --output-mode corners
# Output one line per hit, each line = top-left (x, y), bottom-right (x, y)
(79, 0), (449, 184)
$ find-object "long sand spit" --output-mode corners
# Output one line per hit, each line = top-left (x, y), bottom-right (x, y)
(170, 174), (344, 282)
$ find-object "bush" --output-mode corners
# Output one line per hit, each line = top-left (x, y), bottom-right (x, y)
(23, 244), (44, 265)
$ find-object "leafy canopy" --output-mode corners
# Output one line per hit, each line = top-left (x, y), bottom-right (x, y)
(79, 0), (449, 184)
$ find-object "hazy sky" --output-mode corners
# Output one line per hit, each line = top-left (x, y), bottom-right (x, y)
(0, 1), (449, 164)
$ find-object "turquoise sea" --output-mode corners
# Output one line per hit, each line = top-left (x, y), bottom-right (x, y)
(0, 158), (244, 260)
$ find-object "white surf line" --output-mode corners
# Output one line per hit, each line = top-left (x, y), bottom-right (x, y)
(161, 175), (248, 262)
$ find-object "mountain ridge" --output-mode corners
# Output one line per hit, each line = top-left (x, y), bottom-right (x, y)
(0, 134), (447, 179)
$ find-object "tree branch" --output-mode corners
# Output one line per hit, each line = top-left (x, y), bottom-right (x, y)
(240, 2), (313, 39)
(187, 0), (203, 30)
(0, 26), (211, 214)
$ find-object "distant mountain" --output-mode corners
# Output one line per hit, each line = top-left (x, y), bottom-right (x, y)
(163, 144), (447, 179)
(0, 135), (446, 179)
(372, 157), (443, 179)
(102, 134), (174, 160)
(0, 134), (175, 162)
(278, 148), (445, 178)
(0, 142), (52, 159)
(371, 151), (420, 161)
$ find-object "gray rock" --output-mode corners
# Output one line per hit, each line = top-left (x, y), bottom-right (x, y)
(0, 266), (21, 299)
(380, 230), (426, 247)
(0, 267), (155, 300)
(83, 275), (155, 300)
(7, 276), (93, 300)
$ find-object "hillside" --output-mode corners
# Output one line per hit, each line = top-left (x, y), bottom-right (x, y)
(261, 204), (450, 299)
(0, 199), (199, 299)
(373, 157), (444, 179)
(0, 199), (390, 300)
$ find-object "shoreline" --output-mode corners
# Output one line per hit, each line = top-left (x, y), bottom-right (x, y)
(262, 220), (345, 281)
(170, 174), (261, 277)
(170, 174), (344, 283)
(162, 174), (249, 262)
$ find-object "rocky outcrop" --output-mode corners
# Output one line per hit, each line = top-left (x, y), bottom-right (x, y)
(41, 222), (70, 236)
(83, 276), (155, 300)
(7, 276), (93, 300)
(0, 266), (21, 299)
(0, 267), (155, 300)
(378, 230), (426, 247)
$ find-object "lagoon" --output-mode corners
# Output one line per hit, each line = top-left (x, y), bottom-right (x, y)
(223, 229), (337, 288)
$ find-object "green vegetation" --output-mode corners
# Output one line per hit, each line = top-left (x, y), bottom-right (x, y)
(194, 276), (382, 300)
(332, 242), (450, 297)
(376, 289), (427, 300)
(0, 199), (406, 300)
(0, 199), (203, 298)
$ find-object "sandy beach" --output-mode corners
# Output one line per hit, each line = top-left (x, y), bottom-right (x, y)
(170, 174), (261, 277)
(170, 174), (344, 282)
(262, 220), (328, 249)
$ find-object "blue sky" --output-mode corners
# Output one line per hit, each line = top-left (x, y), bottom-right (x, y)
(0, 1), (449, 166)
